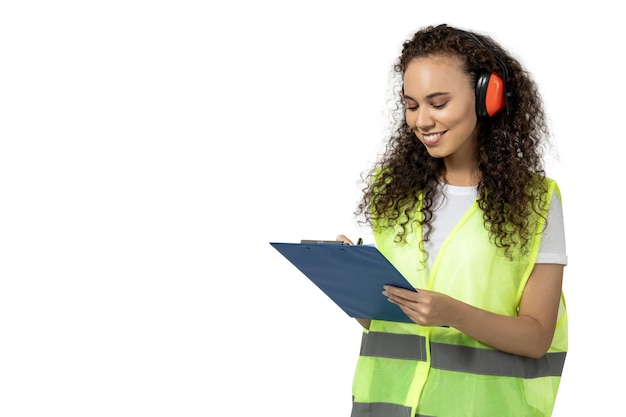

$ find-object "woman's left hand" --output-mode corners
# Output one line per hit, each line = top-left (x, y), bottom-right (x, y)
(382, 286), (456, 327)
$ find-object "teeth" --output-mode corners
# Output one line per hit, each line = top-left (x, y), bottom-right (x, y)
(423, 133), (442, 141)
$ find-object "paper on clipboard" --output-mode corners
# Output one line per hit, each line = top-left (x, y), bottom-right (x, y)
(270, 241), (416, 323)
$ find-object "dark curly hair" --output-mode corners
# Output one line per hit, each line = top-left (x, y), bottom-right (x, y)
(356, 24), (551, 259)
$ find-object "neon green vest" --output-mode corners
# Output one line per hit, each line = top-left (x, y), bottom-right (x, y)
(351, 179), (568, 417)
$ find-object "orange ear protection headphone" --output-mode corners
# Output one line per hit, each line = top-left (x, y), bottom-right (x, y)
(460, 30), (510, 118)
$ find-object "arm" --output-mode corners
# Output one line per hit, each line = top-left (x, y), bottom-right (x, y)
(355, 318), (371, 329)
(383, 263), (563, 358)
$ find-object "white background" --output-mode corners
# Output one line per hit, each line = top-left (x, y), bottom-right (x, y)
(0, 1), (621, 416)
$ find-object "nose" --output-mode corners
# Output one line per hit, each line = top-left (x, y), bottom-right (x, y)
(414, 107), (435, 131)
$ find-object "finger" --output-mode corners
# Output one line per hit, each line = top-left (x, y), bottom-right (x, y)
(387, 295), (415, 306)
(336, 234), (354, 245)
(392, 302), (421, 323)
(384, 285), (418, 302)
(384, 291), (411, 308)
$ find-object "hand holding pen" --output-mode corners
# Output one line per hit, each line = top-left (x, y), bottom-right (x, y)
(336, 235), (363, 246)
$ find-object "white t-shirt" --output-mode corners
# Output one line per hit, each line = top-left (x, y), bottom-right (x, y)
(424, 183), (568, 267)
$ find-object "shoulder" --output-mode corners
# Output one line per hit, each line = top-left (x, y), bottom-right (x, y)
(529, 174), (561, 203)
(530, 172), (558, 189)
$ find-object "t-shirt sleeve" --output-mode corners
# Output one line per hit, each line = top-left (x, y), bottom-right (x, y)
(536, 191), (568, 265)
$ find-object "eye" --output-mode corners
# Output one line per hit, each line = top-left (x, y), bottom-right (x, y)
(403, 100), (418, 111)
(431, 101), (448, 109)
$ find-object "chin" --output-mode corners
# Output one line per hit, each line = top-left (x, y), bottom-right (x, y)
(425, 149), (448, 159)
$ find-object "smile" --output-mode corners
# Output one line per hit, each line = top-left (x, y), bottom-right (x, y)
(422, 131), (447, 145)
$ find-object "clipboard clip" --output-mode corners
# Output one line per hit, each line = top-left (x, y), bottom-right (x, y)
(300, 238), (364, 245)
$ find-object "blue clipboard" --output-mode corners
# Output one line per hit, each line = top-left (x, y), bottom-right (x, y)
(270, 242), (416, 323)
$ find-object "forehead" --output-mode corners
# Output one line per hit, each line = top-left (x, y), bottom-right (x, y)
(402, 55), (472, 96)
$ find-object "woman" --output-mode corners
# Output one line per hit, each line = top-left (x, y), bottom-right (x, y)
(337, 24), (567, 417)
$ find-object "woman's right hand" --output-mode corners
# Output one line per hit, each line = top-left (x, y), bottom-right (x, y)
(336, 234), (354, 245)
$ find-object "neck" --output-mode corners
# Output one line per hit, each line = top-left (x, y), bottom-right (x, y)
(441, 158), (480, 186)
(440, 130), (480, 186)
(440, 171), (480, 186)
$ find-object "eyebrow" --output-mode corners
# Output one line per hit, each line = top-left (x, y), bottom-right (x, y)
(403, 91), (450, 101)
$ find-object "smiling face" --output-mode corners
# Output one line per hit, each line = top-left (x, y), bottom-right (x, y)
(402, 55), (479, 166)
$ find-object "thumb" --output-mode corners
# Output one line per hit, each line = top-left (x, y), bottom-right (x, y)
(335, 234), (354, 245)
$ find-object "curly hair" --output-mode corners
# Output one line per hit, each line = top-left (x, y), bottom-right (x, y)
(356, 24), (551, 259)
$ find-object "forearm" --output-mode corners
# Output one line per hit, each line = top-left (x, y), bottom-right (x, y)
(356, 318), (371, 329)
(383, 265), (563, 358)
(451, 264), (564, 358)
(449, 301), (553, 358)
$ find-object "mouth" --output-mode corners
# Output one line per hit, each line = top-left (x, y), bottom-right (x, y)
(421, 131), (447, 146)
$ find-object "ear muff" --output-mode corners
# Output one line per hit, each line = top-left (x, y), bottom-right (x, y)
(459, 29), (510, 118)
(475, 70), (506, 117)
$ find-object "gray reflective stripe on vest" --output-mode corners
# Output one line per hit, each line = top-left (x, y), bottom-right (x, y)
(359, 332), (566, 378)
(351, 400), (436, 417)
(431, 341), (566, 378)
(360, 331), (427, 361)
(351, 400), (413, 417)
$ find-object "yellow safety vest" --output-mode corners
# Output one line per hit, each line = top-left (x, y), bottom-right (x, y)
(351, 179), (568, 417)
